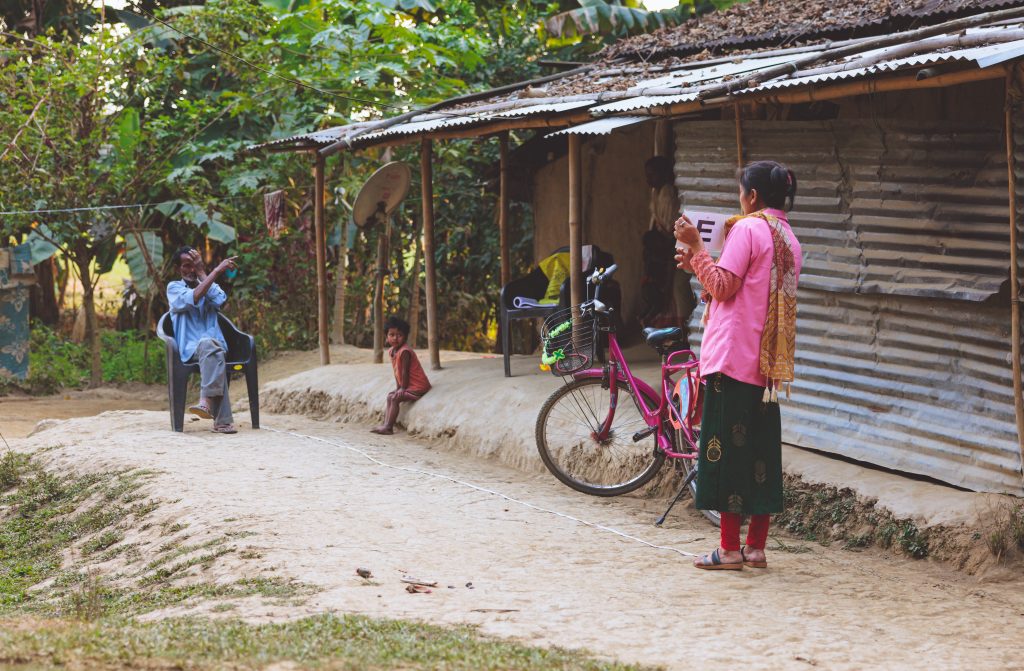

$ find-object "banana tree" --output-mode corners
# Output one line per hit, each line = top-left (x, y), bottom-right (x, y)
(544, 0), (688, 42)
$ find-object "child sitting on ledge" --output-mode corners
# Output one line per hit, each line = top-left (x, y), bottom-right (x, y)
(371, 316), (431, 435)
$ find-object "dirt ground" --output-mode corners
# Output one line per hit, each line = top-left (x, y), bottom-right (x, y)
(6, 347), (1024, 669)
(14, 409), (1024, 671)
(0, 344), (486, 440)
(0, 385), (167, 440)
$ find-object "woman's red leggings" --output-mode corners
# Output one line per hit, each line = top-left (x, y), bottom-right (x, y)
(720, 512), (770, 552)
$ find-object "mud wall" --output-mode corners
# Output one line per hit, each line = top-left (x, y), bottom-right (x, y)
(531, 123), (657, 326)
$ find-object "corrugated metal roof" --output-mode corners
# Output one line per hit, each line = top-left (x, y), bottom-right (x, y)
(491, 100), (596, 118)
(584, 29), (1024, 118)
(546, 116), (650, 136)
(675, 118), (1024, 495)
(631, 52), (813, 90)
(249, 127), (348, 151)
(748, 40), (1024, 93)
(254, 16), (1024, 152)
(603, 0), (1024, 61)
(588, 93), (699, 114)
(355, 113), (495, 142)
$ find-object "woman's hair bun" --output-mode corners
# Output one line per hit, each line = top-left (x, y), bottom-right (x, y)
(737, 161), (797, 211)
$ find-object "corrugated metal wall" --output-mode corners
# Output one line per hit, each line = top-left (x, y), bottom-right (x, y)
(675, 119), (1024, 495)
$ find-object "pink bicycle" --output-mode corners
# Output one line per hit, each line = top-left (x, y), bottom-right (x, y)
(534, 265), (720, 526)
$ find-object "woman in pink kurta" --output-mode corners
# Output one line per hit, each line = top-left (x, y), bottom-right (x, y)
(674, 161), (801, 571)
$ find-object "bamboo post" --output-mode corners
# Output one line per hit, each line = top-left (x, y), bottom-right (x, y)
(421, 138), (441, 370)
(734, 104), (745, 168)
(568, 133), (583, 312)
(499, 132), (511, 288)
(333, 206), (348, 346)
(314, 153), (330, 365)
(372, 216), (387, 364)
(1005, 69), (1024, 479)
(331, 156), (348, 346)
(408, 222), (422, 348)
(654, 119), (672, 156)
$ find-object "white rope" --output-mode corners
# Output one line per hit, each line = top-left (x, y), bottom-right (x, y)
(264, 426), (697, 558)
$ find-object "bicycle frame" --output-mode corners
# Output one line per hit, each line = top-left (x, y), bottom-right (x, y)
(572, 328), (699, 460)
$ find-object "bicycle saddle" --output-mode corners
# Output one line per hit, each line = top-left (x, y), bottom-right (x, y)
(643, 327), (683, 347)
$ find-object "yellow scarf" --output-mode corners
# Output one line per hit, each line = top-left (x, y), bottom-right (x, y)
(751, 210), (797, 402)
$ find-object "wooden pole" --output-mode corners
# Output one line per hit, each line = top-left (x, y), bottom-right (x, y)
(1005, 70), (1024, 480)
(314, 153), (330, 365)
(332, 156), (347, 346)
(499, 131), (511, 289)
(372, 217), (387, 364)
(421, 138), (441, 370)
(408, 223), (422, 349)
(568, 133), (583, 311)
(333, 205), (348, 346)
(734, 104), (745, 168)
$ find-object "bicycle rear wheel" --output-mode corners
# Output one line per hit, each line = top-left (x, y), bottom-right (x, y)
(674, 427), (720, 527)
(536, 377), (665, 496)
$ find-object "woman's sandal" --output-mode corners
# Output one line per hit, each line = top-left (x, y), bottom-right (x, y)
(741, 547), (768, 569)
(188, 403), (213, 420)
(212, 424), (237, 434)
(694, 548), (743, 571)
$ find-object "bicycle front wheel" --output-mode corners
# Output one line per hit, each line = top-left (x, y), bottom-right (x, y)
(536, 377), (665, 496)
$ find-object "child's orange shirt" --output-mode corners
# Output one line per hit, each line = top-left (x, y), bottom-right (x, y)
(390, 344), (431, 395)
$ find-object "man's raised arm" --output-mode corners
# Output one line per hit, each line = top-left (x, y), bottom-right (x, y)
(187, 249), (237, 304)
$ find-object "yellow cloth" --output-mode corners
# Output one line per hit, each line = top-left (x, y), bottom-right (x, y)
(753, 210), (797, 396)
(538, 252), (570, 305)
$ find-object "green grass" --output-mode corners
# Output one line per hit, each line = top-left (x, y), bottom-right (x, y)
(0, 613), (653, 671)
(0, 454), (652, 670)
(774, 476), (930, 558)
(0, 454), (299, 616)
(0, 456), (118, 608)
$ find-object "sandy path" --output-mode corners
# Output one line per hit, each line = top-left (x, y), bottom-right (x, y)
(16, 410), (1024, 671)
(0, 344), (485, 439)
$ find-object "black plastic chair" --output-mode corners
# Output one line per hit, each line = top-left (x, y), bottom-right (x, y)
(499, 245), (619, 377)
(500, 266), (559, 377)
(156, 311), (260, 432)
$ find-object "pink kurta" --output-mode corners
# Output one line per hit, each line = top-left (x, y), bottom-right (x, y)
(697, 208), (802, 387)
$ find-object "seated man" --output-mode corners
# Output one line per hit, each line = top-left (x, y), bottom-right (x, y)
(166, 246), (238, 434)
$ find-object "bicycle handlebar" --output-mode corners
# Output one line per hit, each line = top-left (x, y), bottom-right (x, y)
(590, 264), (618, 285)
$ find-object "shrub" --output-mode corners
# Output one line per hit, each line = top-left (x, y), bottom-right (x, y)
(100, 330), (165, 385)
(12, 324), (166, 394)
(26, 322), (89, 392)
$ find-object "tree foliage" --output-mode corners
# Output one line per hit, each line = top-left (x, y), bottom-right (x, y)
(1, 0), (721, 367)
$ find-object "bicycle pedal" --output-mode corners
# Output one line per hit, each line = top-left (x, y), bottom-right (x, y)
(632, 427), (657, 442)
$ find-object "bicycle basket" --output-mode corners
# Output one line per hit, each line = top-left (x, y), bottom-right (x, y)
(540, 306), (598, 376)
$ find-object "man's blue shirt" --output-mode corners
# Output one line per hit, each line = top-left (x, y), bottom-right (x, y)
(166, 280), (227, 362)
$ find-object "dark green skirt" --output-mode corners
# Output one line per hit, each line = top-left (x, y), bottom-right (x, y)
(695, 373), (784, 515)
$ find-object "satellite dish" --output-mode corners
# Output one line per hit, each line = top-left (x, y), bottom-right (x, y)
(352, 161), (412, 228)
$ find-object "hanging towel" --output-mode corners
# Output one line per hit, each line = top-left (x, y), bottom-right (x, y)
(264, 190), (286, 238)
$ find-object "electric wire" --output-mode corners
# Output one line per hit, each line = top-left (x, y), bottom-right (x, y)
(265, 425), (698, 558)
(0, 182), (342, 216)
